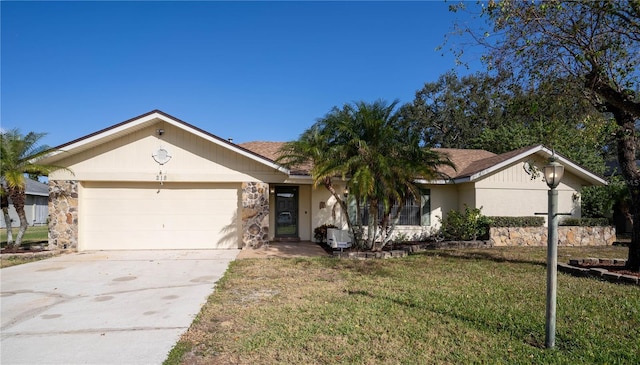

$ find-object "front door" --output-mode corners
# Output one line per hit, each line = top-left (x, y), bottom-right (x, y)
(275, 186), (298, 238)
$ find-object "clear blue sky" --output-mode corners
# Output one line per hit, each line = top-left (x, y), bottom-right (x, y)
(1, 1), (483, 148)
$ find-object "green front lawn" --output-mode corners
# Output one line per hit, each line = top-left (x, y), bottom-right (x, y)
(1, 226), (53, 268)
(166, 246), (639, 364)
(1, 225), (48, 247)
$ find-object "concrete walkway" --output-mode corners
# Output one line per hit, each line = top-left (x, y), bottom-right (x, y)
(1, 250), (238, 365)
(236, 241), (330, 259)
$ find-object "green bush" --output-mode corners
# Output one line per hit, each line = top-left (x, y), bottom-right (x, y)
(560, 217), (611, 226)
(489, 216), (545, 227)
(441, 205), (491, 241)
(313, 224), (337, 243)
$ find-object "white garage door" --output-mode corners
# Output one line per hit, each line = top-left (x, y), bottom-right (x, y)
(79, 182), (240, 250)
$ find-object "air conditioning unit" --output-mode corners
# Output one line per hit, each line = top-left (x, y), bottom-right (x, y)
(327, 228), (352, 249)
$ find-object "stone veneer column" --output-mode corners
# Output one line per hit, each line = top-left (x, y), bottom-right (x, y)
(48, 180), (78, 251)
(241, 182), (269, 248)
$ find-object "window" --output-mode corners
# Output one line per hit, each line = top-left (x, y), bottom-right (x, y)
(351, 189), (430, 226)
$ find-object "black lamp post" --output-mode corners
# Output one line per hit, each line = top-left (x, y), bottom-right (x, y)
(543, 155), (564, 349)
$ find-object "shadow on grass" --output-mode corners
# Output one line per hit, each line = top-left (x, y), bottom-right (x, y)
(412, 248), (547, 268)
(345, 288), (546, 349)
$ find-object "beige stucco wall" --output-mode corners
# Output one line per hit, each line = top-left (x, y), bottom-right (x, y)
(457, 184), (475, 211)
(474, 159), (583, 221)
(430, 184), (458, 228)
(298, 185), (312, 241)
(312, 186), (341, 230)
(311, 183), (349, 231)
(48, 123), (288, 183)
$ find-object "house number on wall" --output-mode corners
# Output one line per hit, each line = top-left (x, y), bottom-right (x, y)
(152, 148), (171, 186)
(156, 171), (168, 182)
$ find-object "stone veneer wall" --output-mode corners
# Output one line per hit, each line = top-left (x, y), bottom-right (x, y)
(241, 182), (269, 248)
(48, 180), (78, 251)
(490, 226), (616, 247)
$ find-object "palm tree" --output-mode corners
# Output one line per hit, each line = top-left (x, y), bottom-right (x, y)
(1, 187), (14, 243)
(277, 124), (361, 242)
(279, 100), (454, 251)
(0, 129), (66, 249)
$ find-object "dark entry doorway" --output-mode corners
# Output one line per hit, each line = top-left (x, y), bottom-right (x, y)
(275, 186), (298, 238)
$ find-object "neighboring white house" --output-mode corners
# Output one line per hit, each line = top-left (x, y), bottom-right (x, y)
(1, 179), (49, 228)
(39, 110), (607, 251)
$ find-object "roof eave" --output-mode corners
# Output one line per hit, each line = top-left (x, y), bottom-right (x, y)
(465, 145), (607, 186)
(39, 111), (291, 175)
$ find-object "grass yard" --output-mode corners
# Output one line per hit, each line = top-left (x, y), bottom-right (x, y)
(1, 226), (54, 268)
(166, 246), (639, 365)
(1, 225), (48, 246)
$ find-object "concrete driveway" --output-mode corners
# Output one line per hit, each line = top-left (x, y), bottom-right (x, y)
(1, 250), (238, 365)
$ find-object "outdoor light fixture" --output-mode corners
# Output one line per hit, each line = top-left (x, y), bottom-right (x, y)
(157, 128), (165, 136)
(270, 187), (275, 194)
(543, 155), (564, 189)
(543, 152), (564, 349)
(343, 188), (349, 198)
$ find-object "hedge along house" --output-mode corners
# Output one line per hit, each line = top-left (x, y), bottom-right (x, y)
(41, 110), (606, 251)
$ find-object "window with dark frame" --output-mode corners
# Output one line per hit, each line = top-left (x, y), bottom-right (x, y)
(354, 189), (430, 226)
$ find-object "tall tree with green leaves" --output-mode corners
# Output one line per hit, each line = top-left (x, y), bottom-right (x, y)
(402, 71), (615, 171)
(277, 124), (358, 240)
(399, 71), (506, 148)
(0, 129), (66, 248)
(403, 68), (619, 227)
(279, 100), (453, 251)
(448, 0), (640, 270)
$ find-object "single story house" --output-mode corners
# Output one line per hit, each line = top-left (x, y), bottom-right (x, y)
(40, 110), (606, 251)
(1, 178), (49, 228)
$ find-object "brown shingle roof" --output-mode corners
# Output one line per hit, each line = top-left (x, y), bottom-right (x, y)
(456, 146), (535, 178)
(239, 141), (526, 180)
(432, 148), (497, 179)
(238, 141), (311, 175)
(237, 141), (283, 161)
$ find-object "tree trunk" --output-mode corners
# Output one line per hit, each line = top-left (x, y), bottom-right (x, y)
(369, 200), (379, 251)
(610, 107), (640, 271)
(1, 192), (14, 246)
(2, 207), (14, 246)
(8, 187), (28, 247)
(630, 196), (640, 271)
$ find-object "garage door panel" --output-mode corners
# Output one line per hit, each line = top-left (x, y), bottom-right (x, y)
(80, 183), (241, 250)
(82, 214), (237, 231)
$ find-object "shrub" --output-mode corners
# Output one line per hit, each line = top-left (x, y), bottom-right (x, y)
(313, 224), (337, 243)
(560, 217), (611, 226)
(489, 216), (545, 227)
(441, 205), (491, 241)
(393, 232), (410, 244)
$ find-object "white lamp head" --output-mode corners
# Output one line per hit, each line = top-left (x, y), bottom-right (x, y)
(543, 155), (564, 189)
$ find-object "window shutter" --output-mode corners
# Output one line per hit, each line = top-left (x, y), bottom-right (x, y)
(420, 189), (431, 226)
(347, 196), (357, 226)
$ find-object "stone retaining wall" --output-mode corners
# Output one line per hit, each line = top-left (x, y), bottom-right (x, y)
(490, 226), (616, 247)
